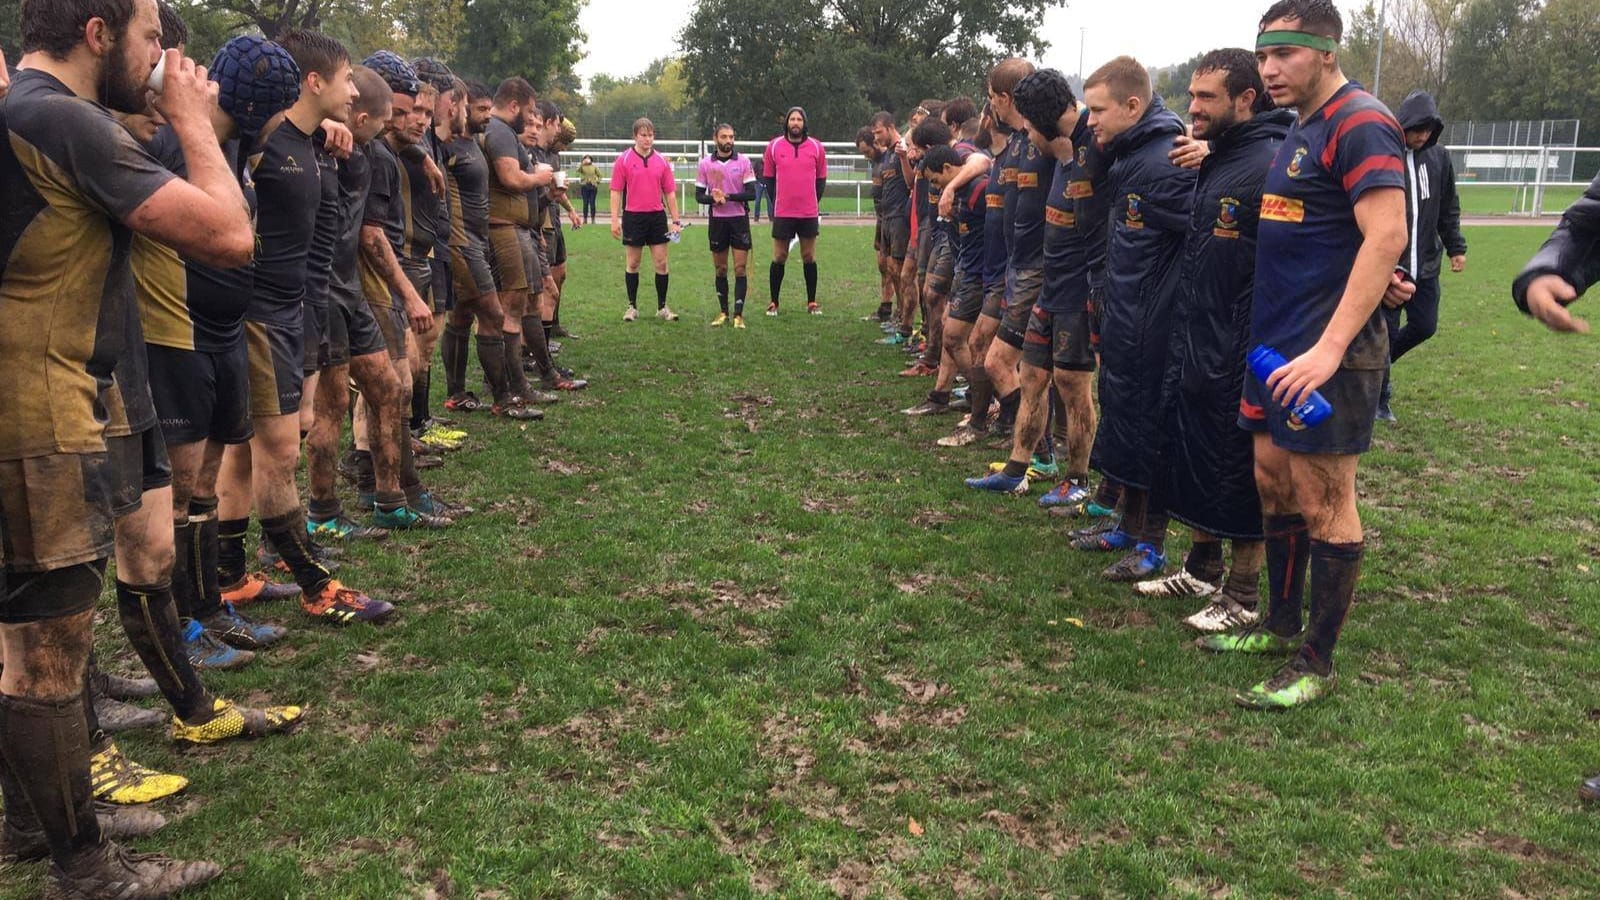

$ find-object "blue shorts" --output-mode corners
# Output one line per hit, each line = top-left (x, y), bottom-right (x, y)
(1239, 365), (1383, 455)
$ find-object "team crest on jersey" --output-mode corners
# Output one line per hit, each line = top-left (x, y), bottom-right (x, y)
(1124, 193), (1144, 229)
(1076, 146), (1087, 167)
(1213, 196), (1242, 238)
(1286, 146), (1308, 178)
(1025, 143), (1040, 160)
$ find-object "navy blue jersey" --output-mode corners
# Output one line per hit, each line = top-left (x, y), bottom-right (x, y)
(954, 174), (989, 275)
(982, 150), (1008, 286)
(1253, 83), (1405, 362)
(304, 137), (341, 309)
(245, 117), (320, 325)
(1005, 131), (1052, 270)
(877, 150), (910, 221)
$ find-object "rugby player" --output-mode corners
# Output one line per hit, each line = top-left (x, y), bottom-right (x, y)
(696, 123), (760, 327)
(870, 111), (914, 340)
(856, 125), (896, 325)
(482, 76), (552, 414)
(1139, 49), (1293, 635)
(610, 117), (682, 322)
(1200, 0), (1412, 711)
(0, 0), (255, 888)
(762, 107), (828, 315)
(1073, 56), (1195, 586)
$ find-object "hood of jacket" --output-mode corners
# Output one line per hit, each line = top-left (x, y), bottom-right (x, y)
(1210, 107), (1295, 155)
(783, 106), (809, 141)
(1398, 90), (1443, 149)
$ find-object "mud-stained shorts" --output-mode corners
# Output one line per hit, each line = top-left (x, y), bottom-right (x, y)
(488, 224), (529, 294)
(979, 280), (1005, 321)
(0, 451), (115, 577)
(948, 270), (985, 324)
(107, 428), (172, 517)
(923, 232), (955, 304)
(147, 342), (254, 447)
(1021, 305), (1096, 372)
(451, 237), (497, 304)
(1239, 365), (1384, 456)
(245, 319), (304, 418)
(882, 217), (910, 261)
(996, 267), (1044, 350)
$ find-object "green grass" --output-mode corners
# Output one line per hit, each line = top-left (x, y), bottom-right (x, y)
(29, 224), (1600, 898)
(1458, 183), (1586, 217)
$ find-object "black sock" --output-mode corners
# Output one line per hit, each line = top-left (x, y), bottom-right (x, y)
(1300, 540), (1364, 675)
(769, 261), (785, 305)
(1184, 540), (1225, 583)
(542, 320), (554, 344)
(398, 429), (421, 500)
(928, 389), (951, 405)
(260, 509), (333, 597)
(189, 497), (223, 617)
(410, 368), (431, 432)
(217, 516), (249, 587)
(81, 657), (105, 751)
(114, 580), (213, 722)
(1092, 479), (1122, 509)
(442, 322), (470, 397)
(1121, 488), (1149, 540)
(1222, 551), (1263, 611)
(1263, 514), (1311, 638)
(520, 314), (540, 351)
(715, 275), (729, 313)
(475, 335), (508, 404)
(655, 272), (669, 309)
(968, 366), (994, 430)
(0, 692), (102, 860)
(735, 275), (748, 316)
(803, 261), (818, 302)
(0, 730), (41, 835)
(625, 271), (640, 307)
(995, 388), (1022, 430)
(1139, 509), (1169, 550)
(503, 333), (532, 395)
(171, 516), (200, 620)
(354, 449), (376, 495)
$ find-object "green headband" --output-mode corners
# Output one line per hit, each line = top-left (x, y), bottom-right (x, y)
(1256, 30), (1339, 52)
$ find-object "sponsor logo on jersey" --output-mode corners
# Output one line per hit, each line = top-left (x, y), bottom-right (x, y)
(1066, 179), (1094, 199)
(1045, 206), (1075, 228)
(281, 155), (305, 176)
(1261, 194), (1305, 223)
(1017, 172), (1039, 188)
(1213, 196), (1242, 238)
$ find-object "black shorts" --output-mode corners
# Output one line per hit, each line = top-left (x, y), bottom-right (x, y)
(244, 319), (304, 418)
(431, 254), (453, 312)
(303, 301), (329, 375)
(622, 210), (670, 247)
(915, 224), (935, 278)
(146, 342), (253, 446)
(979, 281), (1005, 320)
(772, 216), (819, 242)
(708, 216), (753, 252)
(924, 232), (955, 299)
(882, 217), (910, 260)
(1239, 365), (1384, 455)
(552, 226), (568, 267)
(450, 238), (497, 304)
(371, 302), (409, 361)
(948, 271), (986, 324)
(1021, 306), (1096, 372)
(1087, 283), (1106, 349)
(107, 427), (172, 517)
(519, 227), (548, 287)
(401, 256), (433, 313)
(0, 452), (114, 575)
(996, 268), (1044, 350)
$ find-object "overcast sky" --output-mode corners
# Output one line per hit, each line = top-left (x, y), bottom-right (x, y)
(574, 0), (1370, 87)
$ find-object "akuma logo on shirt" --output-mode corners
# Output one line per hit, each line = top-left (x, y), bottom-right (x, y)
(1261, 194), (1305, 223)
(1286, 146), (1308, 178)
(280, 155), (305, 175)
(1124, 193), (1144, 229)
(1213, 196), (1242, 238)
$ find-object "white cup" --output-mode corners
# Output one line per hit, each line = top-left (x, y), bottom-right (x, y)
(148, 52), (168, 94)
(554, 171), (567, 189)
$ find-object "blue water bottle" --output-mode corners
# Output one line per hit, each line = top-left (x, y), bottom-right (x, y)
(1248, 345), (1333, 431)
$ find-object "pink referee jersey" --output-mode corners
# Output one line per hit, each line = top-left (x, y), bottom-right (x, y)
(610, 147), (675, 214)
(761, 135), (827, 219)
(696, 153), (757, 218)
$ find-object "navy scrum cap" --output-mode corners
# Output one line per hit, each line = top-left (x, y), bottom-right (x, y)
(211, 36), (302, 140)
(363, 50), (421, 97)
(411, 57), (456, 93)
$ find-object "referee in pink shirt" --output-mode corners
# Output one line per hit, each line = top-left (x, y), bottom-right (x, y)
(610, 117), (683, 322)
(762, 106), (828, 315)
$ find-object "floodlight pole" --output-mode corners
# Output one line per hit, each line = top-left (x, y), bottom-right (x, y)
(1078, 28), (1086, 85)
(1372, 0), (1388, 97)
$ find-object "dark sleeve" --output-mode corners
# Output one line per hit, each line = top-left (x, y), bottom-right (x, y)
(815, 178), (826, 201)
(1143, 155), (1195, 234)
(1438, 152), (1466, 257)
(48, 101), (176, 221)
(1512, 172), (1600, 313)
(724, 180), (757, 203)
(483, 123), (519, 165)
(365, 151), (396, 226)
(695, 185), (713, 205)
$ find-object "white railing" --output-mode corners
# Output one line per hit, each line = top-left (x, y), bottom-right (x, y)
(560, 139), (1600, 219)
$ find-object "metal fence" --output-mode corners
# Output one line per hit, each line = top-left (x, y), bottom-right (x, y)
(558, 137), (1598, 219)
